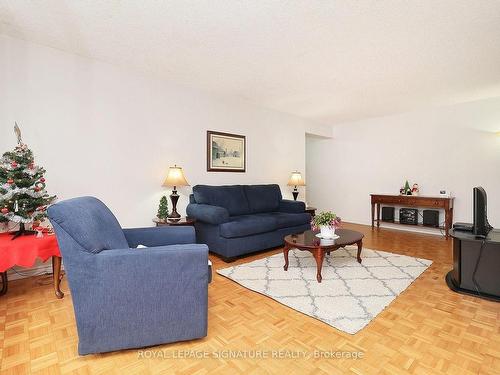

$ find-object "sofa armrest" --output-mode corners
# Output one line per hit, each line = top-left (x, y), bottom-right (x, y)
(186, 203), (229, 225)
(123, 226), (196, 248)
(279, 199), (306, 213)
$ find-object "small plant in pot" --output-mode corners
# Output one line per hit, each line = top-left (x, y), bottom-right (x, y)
(311, 211), (342, 238)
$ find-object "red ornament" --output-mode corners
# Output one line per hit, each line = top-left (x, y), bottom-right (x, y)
(1, 207), (8, 214)
(34, 186), (41, 192)
(7, 179), (14, 184)
(40, 178), (46, 183)
(11, 162), (18, 168)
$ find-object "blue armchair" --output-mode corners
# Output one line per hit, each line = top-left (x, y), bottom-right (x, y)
(48, 196), (209, 355)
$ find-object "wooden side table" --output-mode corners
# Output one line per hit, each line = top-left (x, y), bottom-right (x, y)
(305, 207), (317, 217)
(0, 232), (64, 298)
(153, 217), (196, 226)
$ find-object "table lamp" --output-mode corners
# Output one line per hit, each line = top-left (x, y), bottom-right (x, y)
(287, 171), (305, 201)
(162, 165), (190, 221)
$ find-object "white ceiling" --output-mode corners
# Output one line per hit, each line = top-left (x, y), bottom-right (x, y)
(1, 1), (500, 125)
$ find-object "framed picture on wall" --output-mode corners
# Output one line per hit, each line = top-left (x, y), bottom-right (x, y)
(207, 131), (246, 172)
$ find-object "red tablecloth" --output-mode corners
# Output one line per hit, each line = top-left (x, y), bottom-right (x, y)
(0, 232), (61, 272)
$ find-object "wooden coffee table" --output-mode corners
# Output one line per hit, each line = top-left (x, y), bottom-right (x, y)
(283, 229), (364, 283)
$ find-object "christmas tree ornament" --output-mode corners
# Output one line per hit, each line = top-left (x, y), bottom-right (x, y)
(35, 181), (46, 190)
(0, 123), (57, 239)
(14, 122), (22, 144)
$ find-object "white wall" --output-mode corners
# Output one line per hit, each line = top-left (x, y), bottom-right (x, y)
(307, 99), (500, 232)
(0, 34), (323, 229)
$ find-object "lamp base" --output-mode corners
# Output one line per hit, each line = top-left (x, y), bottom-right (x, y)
(168, 189), (181, 222)
(167, 214), (181, 223)
(292, 190), (299, 201)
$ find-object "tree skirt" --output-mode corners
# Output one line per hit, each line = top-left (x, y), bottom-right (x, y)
(217, 246), (432, 334)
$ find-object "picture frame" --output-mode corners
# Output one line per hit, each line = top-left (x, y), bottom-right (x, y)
(207, 131), (246, 172)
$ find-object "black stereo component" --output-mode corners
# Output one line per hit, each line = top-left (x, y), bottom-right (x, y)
(400, 208), (418, 225)
(423, 210), (439, 227)
(381, 206), (395, 222)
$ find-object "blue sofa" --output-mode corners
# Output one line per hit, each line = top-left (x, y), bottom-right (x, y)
(48, 197), (209, 355)
(186, 184), (311, 260)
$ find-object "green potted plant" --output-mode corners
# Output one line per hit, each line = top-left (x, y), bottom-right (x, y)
(311, 211), (342, 238)
(156, 196), (169, 223)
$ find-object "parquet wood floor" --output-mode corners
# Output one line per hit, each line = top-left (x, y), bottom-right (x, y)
(1, 223), (499, 374)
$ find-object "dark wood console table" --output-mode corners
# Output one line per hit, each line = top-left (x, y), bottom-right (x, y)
(370, 194), (454, 238)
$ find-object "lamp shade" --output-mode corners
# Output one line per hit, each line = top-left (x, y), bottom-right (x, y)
(287, 171), (305, 186)
(162, 165), (190, 187)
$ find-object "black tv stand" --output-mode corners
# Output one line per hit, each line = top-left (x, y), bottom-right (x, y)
(446, 229), (500, 301)
(445, 271), (500, 302)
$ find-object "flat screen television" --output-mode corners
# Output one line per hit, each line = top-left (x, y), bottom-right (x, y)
(473, 187), (493, 237)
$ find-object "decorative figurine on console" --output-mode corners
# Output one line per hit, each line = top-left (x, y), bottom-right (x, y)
(402, 180), (412, 195)
(411, 184), (420, 196)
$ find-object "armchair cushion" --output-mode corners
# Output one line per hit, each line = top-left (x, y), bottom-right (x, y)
(244, 184), (282, 213)
(279, 199), (306, 213)
(123, 226), (196, 248)
(48, 196), (128, 253)
(186, 203), (229, 225)
(193, 185), (249, 216)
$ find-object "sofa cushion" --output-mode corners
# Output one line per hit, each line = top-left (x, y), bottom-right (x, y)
(266, 212), (311, 229)
(219, 215), (277, 238)
(244, 184), (282, 213)
(48, 196), (129, 253)
(193, 185), (250, 216)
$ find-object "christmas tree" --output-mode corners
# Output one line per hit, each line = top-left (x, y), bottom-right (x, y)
(0, 124), (56, 238)
(404, 180), (412, 195)
(157, 196), (169, 221)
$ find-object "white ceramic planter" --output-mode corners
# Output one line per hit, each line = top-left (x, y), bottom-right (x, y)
(319, 225), (335, 239)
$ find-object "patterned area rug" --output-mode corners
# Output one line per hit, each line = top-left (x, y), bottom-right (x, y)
(217, 246), (432, 334)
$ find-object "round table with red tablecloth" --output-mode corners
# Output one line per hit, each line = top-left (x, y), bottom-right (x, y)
(0, 232), (64, 298)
